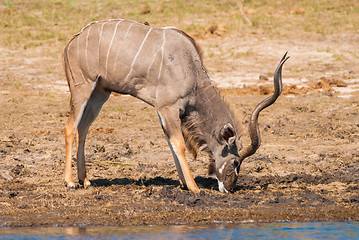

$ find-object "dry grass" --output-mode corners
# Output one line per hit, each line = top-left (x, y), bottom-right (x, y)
(1, 0), (358, 50)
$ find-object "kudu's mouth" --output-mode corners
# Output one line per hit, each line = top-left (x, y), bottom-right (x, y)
(216, 162), (239, 193)
(217, 175), (237, 193)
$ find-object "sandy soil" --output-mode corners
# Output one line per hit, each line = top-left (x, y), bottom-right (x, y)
(0, 33), (359, 227)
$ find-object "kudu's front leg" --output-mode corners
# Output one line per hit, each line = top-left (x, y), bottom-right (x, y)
(157, 108), (200, 193)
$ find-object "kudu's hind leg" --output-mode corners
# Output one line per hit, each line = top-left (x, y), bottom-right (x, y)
(157, 108), (200, 193)
(76, 86), (111, 188)
(65, 95), (90, 188)
(65, 112), (77, 188)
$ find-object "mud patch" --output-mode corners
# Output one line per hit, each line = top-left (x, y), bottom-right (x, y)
(1, 32), (359, 227)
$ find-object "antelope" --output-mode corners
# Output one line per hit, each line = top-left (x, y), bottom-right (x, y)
(63, 19), (289, 193)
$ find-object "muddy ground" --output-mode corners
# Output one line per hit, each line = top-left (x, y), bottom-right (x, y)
(0, 33), (359, 227)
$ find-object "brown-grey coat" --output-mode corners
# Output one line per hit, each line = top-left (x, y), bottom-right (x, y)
(63, 19), (288, 193)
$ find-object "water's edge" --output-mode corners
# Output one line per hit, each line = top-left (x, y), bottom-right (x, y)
(1, 222), (358, 239)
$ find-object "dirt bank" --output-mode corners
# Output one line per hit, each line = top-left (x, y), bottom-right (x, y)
(0, 34), (359, 227)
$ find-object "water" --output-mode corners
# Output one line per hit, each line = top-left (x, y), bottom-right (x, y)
(0, 222), (358, 240)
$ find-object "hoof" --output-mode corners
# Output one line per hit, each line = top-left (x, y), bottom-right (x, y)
(186, 185), (200, 194)
(84, 178), (92, 189)
(66, 181), (76, 188)
(191, 188), (200, 194)
(79, 178), (92, 189)
(66, 182), (76, 192)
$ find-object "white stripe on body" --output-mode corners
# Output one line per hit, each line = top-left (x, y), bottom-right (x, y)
(161, 26), (176, 30)
(124, 27), (153, 81)
(113, 23), (134, 75)
(77, 35), (87, 84)
(73, 19), (149, 37)
(154, 30), (167, 102)
(105, 20), (123, 79)
(77, 32), (80, 62)
(74, 21), (99, 36)
(85, 24), (92, 73)
(66, 40), (74, 85)
(146, 33), (165, 78)
(158, 30), (166, 81)
(98, 22), (105, 69)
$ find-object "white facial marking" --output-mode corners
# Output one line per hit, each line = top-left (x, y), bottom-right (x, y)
(218, 180), (228, 193)
(219, 162), (226, 174)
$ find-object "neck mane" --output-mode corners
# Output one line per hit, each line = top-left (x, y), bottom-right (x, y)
(180, 81), (240, 159)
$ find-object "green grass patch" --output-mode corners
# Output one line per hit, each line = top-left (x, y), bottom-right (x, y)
(0, 0), (358, 50)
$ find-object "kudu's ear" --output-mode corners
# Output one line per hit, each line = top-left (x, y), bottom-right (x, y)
(220, 123), (235, 146)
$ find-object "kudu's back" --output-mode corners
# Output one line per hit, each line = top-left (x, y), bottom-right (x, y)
(64, 19), (206, 108)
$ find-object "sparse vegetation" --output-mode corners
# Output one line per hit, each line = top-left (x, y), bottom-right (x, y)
(1, 1), (359, 227)
(1, 0), (358, 49)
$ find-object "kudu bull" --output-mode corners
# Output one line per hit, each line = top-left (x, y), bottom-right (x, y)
(63, 19), (289, 193)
